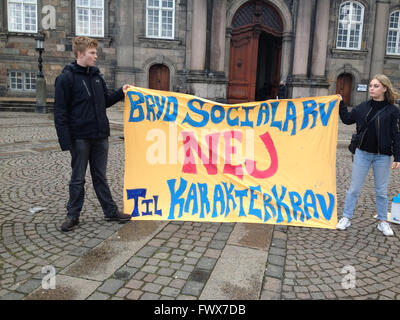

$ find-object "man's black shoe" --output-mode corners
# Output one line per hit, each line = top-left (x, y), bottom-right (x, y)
(61, 217), (79, 232)
(104, 211), (131, 222)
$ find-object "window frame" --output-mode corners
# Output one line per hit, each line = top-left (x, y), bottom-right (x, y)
(7, 70), (37, 91)
(146, 0), (175, 40)
(386, 10), (400, 56)
(75, 0), (105, 37)
(336, 1), (365, 51)
(7, 0), (38, 33)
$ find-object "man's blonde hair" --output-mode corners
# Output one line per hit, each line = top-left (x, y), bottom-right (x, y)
(72, 36), (98, 58)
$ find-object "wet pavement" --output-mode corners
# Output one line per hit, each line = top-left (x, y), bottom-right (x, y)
(1, 105), (400, 301)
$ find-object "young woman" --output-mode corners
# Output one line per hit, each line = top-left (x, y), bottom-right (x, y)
(337, 74), (400, 236)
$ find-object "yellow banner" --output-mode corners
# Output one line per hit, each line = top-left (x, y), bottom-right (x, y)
(123, 87), (340, 229)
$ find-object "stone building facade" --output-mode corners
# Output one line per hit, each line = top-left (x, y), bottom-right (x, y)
(0, 0), (400, 108)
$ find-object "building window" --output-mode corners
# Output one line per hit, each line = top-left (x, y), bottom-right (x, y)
(7, 0), (38, 33)
(146, 0), (175, 39)
(387, 11), (400, 55)
(336, 1), (364, 50)
(75, 0), (104, 37)
(7, 71), (36, 91)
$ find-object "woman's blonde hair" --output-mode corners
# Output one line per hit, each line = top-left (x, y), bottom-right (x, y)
(72, 36), (98, 58)
(371, 74), (400, 105)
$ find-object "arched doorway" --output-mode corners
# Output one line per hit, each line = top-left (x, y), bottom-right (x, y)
(149, 64), (170, 91)
(228, 1), (283, 103)
(336, 73), (353, 106)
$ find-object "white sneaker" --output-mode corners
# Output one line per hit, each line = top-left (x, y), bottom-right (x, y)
(336, 217), (351, 230)
(377, 221), (394, 236)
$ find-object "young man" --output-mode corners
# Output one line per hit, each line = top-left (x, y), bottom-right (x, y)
(54, 36), (133, 232)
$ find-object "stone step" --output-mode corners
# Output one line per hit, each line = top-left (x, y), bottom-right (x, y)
(0, 98), (54, 112)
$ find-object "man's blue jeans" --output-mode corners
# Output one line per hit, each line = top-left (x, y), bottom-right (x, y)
(343, 148), (391, 221)
(67, 138), (118, 219)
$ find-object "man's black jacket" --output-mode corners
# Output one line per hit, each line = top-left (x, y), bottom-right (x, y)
(339, 100), (400, 161)
(278, 85), (287, 99)
(54, 62), (124, 151)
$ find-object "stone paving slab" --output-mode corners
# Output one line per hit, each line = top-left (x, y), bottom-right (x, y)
(62, 221), (167, 281)
(200, 244), (268, 300)
(227, 222), (273, 251)
(25, 275), (101, 300)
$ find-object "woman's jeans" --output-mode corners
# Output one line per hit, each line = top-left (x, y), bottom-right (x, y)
(67, 138), (118, 219)
(343, 148), (391, 221)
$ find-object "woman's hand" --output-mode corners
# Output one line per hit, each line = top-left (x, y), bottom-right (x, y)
(337, 94), (342, 100)
(392, 162), (400, 169)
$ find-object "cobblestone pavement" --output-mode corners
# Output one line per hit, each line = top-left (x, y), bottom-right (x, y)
(1, 109), (400, 300)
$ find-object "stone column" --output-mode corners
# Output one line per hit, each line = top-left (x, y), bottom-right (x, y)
(0, 1), (4, 33)
(292, 0), (313, 77)
(370, 1), (390, 78)
(310, 0), (330, 96)
(210, 0), (226, 73)
(115, 0), (135, 88)
(190, 0), (207, 71)
(311, 0), (330, 77)
(280, 32), (293, 83)
(291, 0), (314, 97)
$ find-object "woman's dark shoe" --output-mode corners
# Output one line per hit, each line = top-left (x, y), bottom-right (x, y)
(104, 211), (131, 222)
(61, 217), (80, 232)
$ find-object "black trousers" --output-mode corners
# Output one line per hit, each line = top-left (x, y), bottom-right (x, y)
(67, 138), (118, 219)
